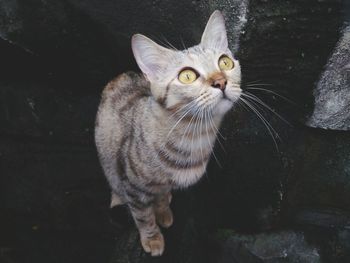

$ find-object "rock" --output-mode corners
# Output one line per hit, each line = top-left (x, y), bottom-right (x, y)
(207, 0), (345, 233)
(294, 209), (350, 229)
(0, 0), (121, 87)
(283, 130), (350, 216)
(198, 0), (249, 52)
(307, 25), (350, 130)
(68, 0), (248, 51)
(346, 1), (350, 23)
(217, 231), (321, 263)
(0, 0), (248, 142)
(109, 228), (146, 263)
(217, 231), (320, 263)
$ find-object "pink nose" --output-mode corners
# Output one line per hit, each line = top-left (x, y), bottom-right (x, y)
(211, 78), (227, 91)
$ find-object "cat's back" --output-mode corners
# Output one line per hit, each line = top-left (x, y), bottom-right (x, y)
(95, 71), (150, 155)
(100, 71), (150, 110)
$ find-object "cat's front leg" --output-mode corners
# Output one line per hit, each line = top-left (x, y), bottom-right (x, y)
(128, 200), (164, 256)
(154, 192), (173, 228)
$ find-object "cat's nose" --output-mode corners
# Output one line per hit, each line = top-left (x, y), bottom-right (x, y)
(211, 78), (227, 91)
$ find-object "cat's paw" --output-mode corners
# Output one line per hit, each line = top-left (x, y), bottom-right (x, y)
(156, 208), (173, 228)
(141, 232), (164, 256)
(110, 192), (124, 208)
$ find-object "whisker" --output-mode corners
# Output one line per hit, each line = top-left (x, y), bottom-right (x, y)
(207, 109), (226, 153)
(198, 108), (205, 163)
(245, 83), (273, 87)
(245, 87), (297, 106)
(179, 106), (202, 164)
(190, 107), (204, 164)
(168, 99), (196, 118)
(158, 35), (178, 51)
(154, 99), (197, 164)
(165, 99), (198, 139)
(180, 37), (187, 51)
(208, 109), (226, 140)
(239, 97), (280, 152)
(242, 97), (281, 142)
(242, 92), (292, 127)
(245, 80), (265, 85)
(204, 106), (222, 168)
(190, 107), (200, 163)
(200, 109), (211, 181)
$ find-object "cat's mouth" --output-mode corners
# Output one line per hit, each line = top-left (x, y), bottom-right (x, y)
(221, 93), (234, 105)
(220, 88), (241, 103)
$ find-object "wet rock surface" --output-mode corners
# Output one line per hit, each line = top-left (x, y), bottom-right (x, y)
(1, 0), (350, 262)
(307, 25), (350, 131)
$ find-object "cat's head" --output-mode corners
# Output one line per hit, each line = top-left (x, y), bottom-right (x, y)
(132, 10), (241, 117)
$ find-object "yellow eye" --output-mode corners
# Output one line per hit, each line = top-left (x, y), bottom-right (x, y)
(218, 55), (234, 70)
(178, 69), (198, 84)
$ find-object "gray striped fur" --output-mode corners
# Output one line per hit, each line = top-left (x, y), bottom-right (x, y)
(95, 11), (241, 256)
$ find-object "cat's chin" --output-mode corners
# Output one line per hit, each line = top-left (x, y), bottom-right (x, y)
(214, 98), (234, 116)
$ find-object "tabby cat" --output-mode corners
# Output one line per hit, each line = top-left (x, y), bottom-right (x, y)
(95, 10), (241, 256)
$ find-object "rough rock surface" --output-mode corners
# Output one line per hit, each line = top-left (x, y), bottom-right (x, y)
(307, 25), (350, 130)
(217, 231), (320, 263)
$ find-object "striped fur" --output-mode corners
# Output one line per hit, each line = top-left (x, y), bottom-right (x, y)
(95, 11), (241, 256)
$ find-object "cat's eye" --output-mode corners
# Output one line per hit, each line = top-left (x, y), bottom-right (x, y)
(218, 55), (234, 70)
(178, 68), (198, 84)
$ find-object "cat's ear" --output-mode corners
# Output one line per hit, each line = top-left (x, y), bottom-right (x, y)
(200, 10), (228, 51)
(132, 34), (174, 81)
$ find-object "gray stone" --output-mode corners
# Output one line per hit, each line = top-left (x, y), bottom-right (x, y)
(218, 231), (320, 263)
(201, 0), (249, 52)
(285, 131), (350, 214)
(109, 228), (146, 263)
(307, 25), (350, 130)
(295, 209), (350, 229)
(68, 0), (249, 51)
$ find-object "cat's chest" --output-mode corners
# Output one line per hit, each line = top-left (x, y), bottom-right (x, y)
(169, 163), (208, 188)
(156, 131), (216, 188)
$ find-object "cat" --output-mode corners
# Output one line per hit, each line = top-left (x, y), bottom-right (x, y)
(95, 10), (241, 256)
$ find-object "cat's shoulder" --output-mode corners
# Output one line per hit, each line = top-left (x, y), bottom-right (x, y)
(102, 71), (149, 97)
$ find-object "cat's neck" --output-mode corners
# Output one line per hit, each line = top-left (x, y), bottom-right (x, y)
(149, 97), (222, 152)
